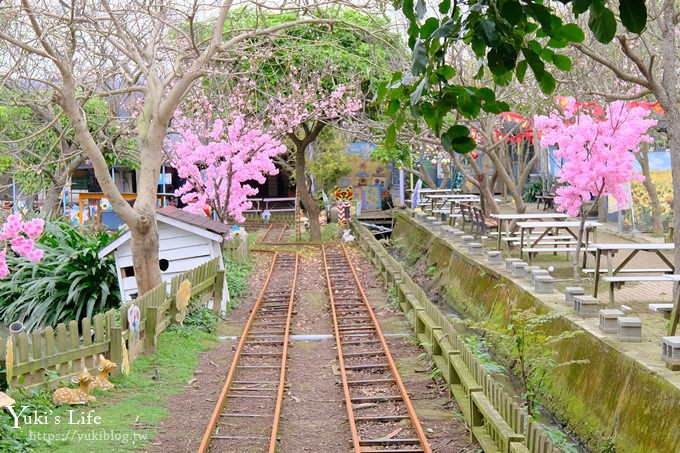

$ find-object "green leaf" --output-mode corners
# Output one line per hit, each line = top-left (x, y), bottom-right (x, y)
(441, 125), (477, 153)
(385, 123), (397, 148)
(492, 70), (514, 86)
(476, 19), (500, 46)
(488, 43), (518, 75)
(411, 39), (429, 76)
(516, 60), (528, 83)
(537, 71), (556, 93)
(552, 54), (572, 71)
(439, 0), (451, 14)
(524, 3), (554, 32)
(402, 0), (415, 21)
(501, 1), (523, 26)
(435, 64), (456, 81)
(476, 87), (495, 103)
(471, 38), (486, 58)
(420, 17), (440, 39)
(572, 0), (591, 15)
(431, 18), (456, 39)
(540, 48), (555, 62)
(522, 47), (545, 76)
(376, 81), (388, 102)
(588, 6), (617, 43)
(546, 37), (568, 48)
(386, 98), (401, 116)
(410, 77), (428, 107)
(416, 0), (427, 19)
(619, 0), (646, 34)
(559, 23), (585, 42)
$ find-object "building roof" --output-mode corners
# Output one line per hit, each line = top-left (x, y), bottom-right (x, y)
(157, 206), (230, 235)
(98, 206), (229, 259)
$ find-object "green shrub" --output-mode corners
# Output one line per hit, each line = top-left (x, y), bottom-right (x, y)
(522, 178), (544, 203)
(170, 301), (220, 336)
(0, 220), (121, 331)
(0, 388), (53, 451)
(224, 253), (252, 308)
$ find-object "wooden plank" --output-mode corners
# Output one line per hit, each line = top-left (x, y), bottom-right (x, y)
(43, 327), (58, 371)
(145, 306), (158, 354)
(81, 317), (94, 370)
(17, 332), (29, 364)
(93, 313), (104, 344)
(31, 330), (42, 363)
(13, 342), (111, 375)
(68, 320), (80, 371)
(109, 326), (122, 378)
(56, 323), (68, 376)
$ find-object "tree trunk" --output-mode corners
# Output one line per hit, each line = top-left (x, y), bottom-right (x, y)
(41, 184), (64, 218)
(295, 144), (322, 241)
(129, 212), (162, 296)
(597, 198), (607, 223)
(635, 151), (664, 234)
(573, 206), (587, 281)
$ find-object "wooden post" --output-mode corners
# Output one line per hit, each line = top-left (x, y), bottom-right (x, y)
(213, 270), (225, 314)
(109, 326), (122, 378)
(145, 306), (158, 354)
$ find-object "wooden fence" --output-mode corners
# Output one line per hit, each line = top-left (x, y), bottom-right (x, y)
(352, 220), (562, 453)
(2, 258), (223, 390)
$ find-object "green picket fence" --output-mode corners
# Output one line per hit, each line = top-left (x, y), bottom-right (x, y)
(2, 258), (222, 390)
(352, 220), (562, 453)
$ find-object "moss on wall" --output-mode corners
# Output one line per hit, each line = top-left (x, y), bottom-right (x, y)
(393, 212), (680, 452)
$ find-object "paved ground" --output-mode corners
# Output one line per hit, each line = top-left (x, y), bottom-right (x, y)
(423, 199), (680, 390)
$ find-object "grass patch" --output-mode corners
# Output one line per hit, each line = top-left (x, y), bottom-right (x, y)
(3, 329), (215, 452)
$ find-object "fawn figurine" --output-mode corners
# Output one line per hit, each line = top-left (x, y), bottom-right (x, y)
(92, 354), (117, 390)
(52, 368), (96, 405)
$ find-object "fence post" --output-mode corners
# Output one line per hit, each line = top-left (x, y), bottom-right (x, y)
(109, 326), (122, 378)
(145, 306), (158, 354)
(213, 270), (225, 314)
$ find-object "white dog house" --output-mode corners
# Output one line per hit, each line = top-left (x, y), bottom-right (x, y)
(98, 206), (230, 303)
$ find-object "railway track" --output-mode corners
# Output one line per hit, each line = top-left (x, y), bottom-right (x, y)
(323, 244), (432, 453)
(259, 223), (289, 243)
(198, 252), (298, 453)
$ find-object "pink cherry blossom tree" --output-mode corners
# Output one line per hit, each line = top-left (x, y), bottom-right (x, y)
(263, 71), (362, 241)
(185, 70), (362, 241)
(534, 97), (657, 278)
(0, 214), (45, 278)
(169, 93), (287, 225)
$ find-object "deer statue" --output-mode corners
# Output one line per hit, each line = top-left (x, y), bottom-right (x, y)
(52, 368), (96, 405)
(92, 354), (117, 390)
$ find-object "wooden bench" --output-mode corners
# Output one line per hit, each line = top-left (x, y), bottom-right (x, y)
(603, 275), (675, 306)
(583, 267), (672, 275)
(650, 303), (674, 319)
(521, 246), (578, 264)
(502, 235), (574, 248)
(536, 194), (555, 210)
(472, 206), (498, 236)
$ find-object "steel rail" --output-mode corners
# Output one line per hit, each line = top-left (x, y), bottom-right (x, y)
(323, 244), (432, 453)
(322, 243), (363, 452)
(268, 252), (298, 451)
(339, 244), (432, 452)
(276, 224), (288, 242)
(259, 223), (275, 243)
(198, 252), (298, 452)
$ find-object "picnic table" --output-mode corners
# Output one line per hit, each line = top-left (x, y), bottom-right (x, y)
(588, 243), (675, 299)
(490, 213), (569, 250)
(517, 220), (601, 264)
(421, 194), (480, 215)
(246, 197), (297, 214)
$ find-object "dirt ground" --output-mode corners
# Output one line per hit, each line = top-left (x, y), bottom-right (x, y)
(146, 244), (477, 452)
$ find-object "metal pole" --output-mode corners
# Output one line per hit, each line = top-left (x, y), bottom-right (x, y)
(11, 177), (17, 213)
(399, 167), (405, 207)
